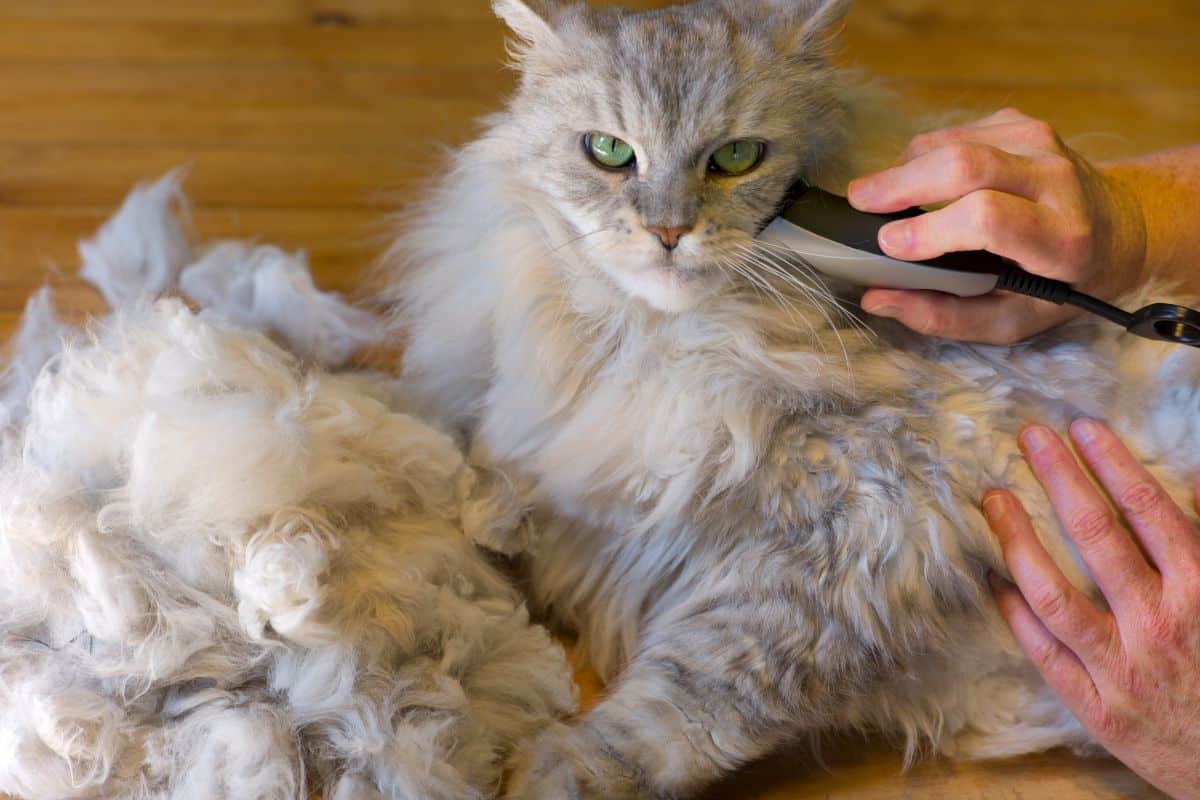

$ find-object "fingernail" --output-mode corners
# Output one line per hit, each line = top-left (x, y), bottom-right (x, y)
(864, 303), (902, 318)
(1070, 417), (1101, 445)
(982, 491), (1008, 524)
(878, 222), (911, 252)
(1020, 425), (1052, 455)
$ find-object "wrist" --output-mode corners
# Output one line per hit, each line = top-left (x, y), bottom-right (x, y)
(1102, 146), (1200, 298)
(1095, 162), (1150, 300)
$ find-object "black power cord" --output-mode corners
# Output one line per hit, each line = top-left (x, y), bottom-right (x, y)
(995, 268), (1200, 346)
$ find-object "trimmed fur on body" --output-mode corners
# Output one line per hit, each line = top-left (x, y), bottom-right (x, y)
(387, 0), (1200, 797)
(0, 175), (576, 800)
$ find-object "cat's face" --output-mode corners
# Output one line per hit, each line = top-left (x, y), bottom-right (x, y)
(496, 0), (849, 312)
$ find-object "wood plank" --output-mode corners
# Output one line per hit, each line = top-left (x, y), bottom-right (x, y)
(7, 0), (1195, 33)
(0, 19), (506, 68)
(0, 207), (382, 294)
(0, 0), (501, 25)
(837, 24), (1200, 89)
(854, 0), (1200, 33)
(702, 742), (1167, 800)
(0, 145), (431, 210)
(0, 91), (1193, 217)
(894, 84), (1200, 160)
(0, 63), (1196, 158)
(0, 17), (1194, 92)
(0, 63), (507, 148)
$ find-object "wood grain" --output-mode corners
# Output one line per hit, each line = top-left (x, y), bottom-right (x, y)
(0, 1), (1193, 797)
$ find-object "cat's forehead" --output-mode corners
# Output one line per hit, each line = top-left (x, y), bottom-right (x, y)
(567, 5), (783, 143)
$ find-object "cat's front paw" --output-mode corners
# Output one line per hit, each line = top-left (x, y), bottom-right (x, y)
(505, 722), (649, 800)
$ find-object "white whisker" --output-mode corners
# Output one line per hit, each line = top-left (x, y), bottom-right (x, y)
(549, 225), (617, 254)
(713, 249), (819, 345)
(737, 244), (851, 376)
(725, 240), (862, 392)
(750, 240), (876, 340)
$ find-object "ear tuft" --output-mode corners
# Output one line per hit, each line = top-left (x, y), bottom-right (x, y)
(799, 0), (851, 40)
(492, 0), (559, 47)
(755, 0), (850, 56)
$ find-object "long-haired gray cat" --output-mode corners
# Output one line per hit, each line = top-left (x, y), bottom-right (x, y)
(387, 0), (1200, 796)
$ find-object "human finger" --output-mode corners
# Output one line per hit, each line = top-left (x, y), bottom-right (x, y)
(984, 488), (1119, 668)
(848, 142), (1043, 214)
(861, 288), (1072, 344)
(1019, 423), (1161, 616)
(1068, 418), (1200, 581)
(898, 117), (1065, 165)
(990, 571), (1105, 716)
(874, 190), (1071, 278)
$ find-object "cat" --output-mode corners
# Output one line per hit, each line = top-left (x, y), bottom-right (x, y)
(385, 0), (1200, 796)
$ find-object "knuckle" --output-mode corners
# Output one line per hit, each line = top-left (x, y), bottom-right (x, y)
(1060, 224), (1095, 264)
(946, 143), (990, 186)
(909, 131), (939, 153)
(1116, 481), (1166, 520)
(906, 130), (954, 160)
(1043, 156), (1085, 200)
(1043, 154), (1078, 181)
(1029, 638), (1063, 671)
(1023, 119), (1062, 150)
(1065, 507), (1113, 548)
(1092, 705), (1131, 742)
(968, 192), (1005, 238)
(1029, 583), (1072, 623)
(1141, 609), (1184, 649)
(994, 106), (1028, 123)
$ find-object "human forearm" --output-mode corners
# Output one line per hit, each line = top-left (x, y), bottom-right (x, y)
(1102, 144), (1200, 296)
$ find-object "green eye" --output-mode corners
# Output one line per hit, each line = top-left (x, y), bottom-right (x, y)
(585, 132), (636, 169)
(709, 140), (765, 176)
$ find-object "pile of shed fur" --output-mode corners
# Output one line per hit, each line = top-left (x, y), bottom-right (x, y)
(0, 173), (576, 800)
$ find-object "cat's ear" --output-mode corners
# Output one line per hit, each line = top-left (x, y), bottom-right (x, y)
(492, 0), (560, 49)
(766, 0), (852, 57)
(798, 0), (852, 33)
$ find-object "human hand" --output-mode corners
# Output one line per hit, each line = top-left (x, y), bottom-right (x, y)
(847, 108), (1148, 344)
(984, 419), (1200, 799)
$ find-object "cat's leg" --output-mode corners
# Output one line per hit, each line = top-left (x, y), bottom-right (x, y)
(505, 592), (839, 800)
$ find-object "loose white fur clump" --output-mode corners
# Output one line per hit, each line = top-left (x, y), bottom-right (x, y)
(180, 242), (383, 368)
(77, 168), (193, 309)
(0, 288), (73, 438)
(0, 175), (576, 799)
(78, 170), (385, 370)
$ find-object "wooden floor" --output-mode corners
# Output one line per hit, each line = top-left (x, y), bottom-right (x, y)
(1, 1), (1196, 798)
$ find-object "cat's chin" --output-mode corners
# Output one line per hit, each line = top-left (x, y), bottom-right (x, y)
(606, 264), (712, 314)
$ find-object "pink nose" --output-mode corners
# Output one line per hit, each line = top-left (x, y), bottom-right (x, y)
(647, 224), (693, 250)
